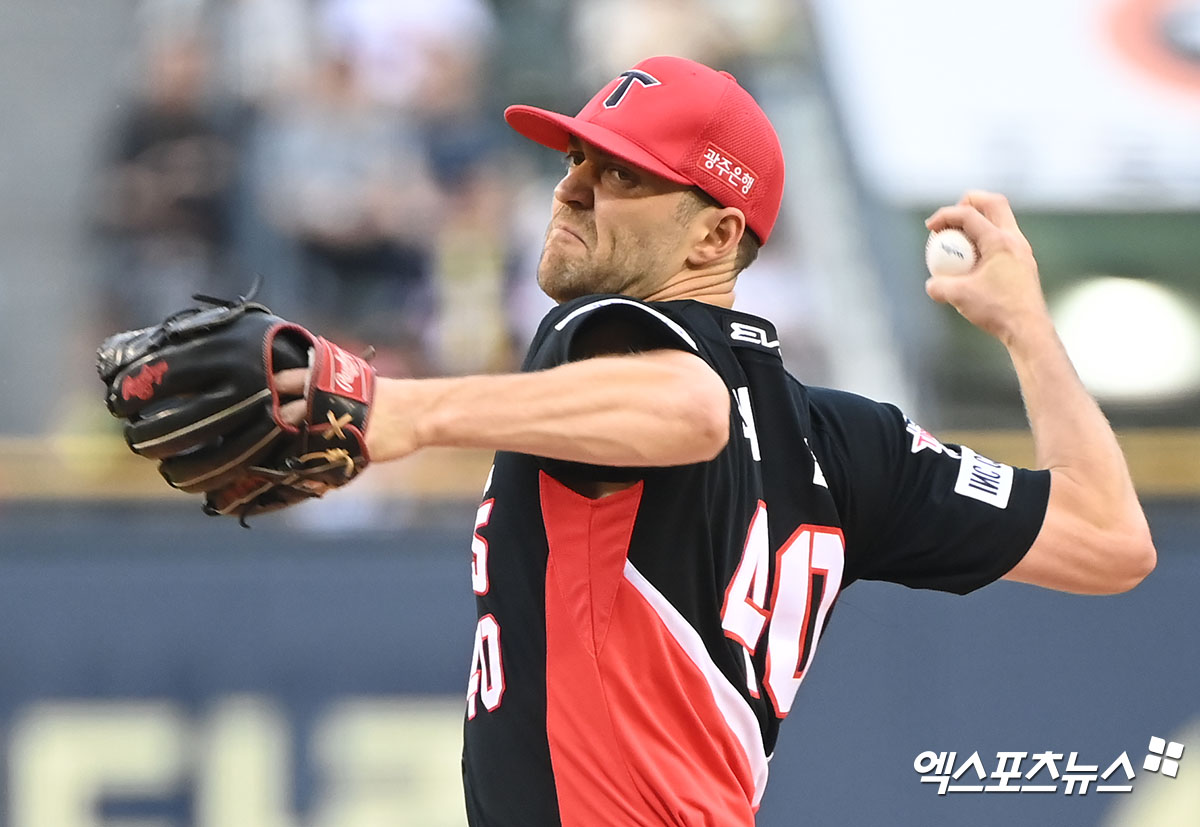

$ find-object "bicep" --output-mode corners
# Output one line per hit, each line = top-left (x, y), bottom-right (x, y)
(1002, 469), (1154, 594)
(1001, 475), (1091, 591)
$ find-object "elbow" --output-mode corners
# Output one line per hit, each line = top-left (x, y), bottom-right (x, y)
(690, 381), (730, 462)
(1116, 533), (1156, 593)
(1102, 523), (1157, 594)
(696, 403), (730, 462)
(621, 350), (729, 465)
(1042, 472), (1156, 594)
(676, 369), (730, 463)
(650, 350), (729, 464)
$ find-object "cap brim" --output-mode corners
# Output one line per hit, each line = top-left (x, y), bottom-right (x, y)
(504, 105), (692, 186)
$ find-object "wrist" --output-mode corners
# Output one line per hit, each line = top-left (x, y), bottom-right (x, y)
(365, 377), (431, 462)
(1000, 310), (1057, 355)
(406, 378), (440, 450)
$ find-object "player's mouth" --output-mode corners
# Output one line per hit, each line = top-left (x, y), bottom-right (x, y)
(548, 223), (588, 247)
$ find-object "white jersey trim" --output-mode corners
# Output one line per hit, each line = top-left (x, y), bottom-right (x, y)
(553, 298), (699, 351)
(623, 559), (770, 808)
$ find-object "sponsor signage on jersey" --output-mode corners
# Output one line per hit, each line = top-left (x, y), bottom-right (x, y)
(954, 447), (1014, 509)
(728, 322), (780, 349)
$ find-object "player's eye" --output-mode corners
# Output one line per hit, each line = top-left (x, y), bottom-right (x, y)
(563, 151), (585, 169)
(604, 164), (637, 187)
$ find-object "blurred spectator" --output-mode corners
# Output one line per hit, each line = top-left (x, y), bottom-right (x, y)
(93, 30), (237, 330)
(568, 0), (749, 88)
(431, 161), (519, 375)
(215, 0), (311, 117)
(253, 45), (442, 374)
(312, 0), (519, 374)
(316, 0), (496, 114)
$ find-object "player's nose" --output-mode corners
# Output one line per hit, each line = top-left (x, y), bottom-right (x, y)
(554, 162), (595, 210)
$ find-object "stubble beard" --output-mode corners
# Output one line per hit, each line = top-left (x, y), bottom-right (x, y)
(538, 248), (611, 303)
(536, 225), (662, 304)
(537, 233), (626, 303)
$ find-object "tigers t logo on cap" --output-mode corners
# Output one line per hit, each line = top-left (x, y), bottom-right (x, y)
(603, 70), (662, 108)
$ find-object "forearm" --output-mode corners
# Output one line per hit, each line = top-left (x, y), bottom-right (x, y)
(366, 350), (730, 466)
(1004, 318), (1155, 591)
(1007, 320), (1135, 508)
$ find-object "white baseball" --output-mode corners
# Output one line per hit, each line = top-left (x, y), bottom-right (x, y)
(925, 228), (978, 276)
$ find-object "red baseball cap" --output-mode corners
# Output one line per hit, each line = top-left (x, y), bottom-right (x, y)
(504, 55), (785, 245)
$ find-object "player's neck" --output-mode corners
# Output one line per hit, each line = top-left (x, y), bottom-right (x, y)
(643, 266), (737, 307)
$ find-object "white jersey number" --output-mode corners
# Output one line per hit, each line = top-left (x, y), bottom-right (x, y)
(721, 505), (845, 718)
(467, 470), (505, 718)
(471, 499), (495, 595)
(466, 614), (504, 719)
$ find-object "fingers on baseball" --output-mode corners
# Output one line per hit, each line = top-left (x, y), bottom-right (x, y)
(925, 205), (1011, 256)
(924, 274), (959, 305)
(958, 190), (1020, 231)
(927, 192), (1033, 259)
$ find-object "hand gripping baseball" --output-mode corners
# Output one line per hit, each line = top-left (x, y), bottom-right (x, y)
(97, 290), (375, 521)
(923, 190), (1051, 347)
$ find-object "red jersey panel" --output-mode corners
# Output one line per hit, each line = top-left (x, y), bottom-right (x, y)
(541, 472), (764, 826)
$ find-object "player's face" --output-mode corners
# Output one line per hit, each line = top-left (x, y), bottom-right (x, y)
(537, 138), (697, 303)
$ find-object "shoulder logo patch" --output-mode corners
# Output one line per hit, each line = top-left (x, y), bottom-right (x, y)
(904, 417), (958, 457)
(954, 447), (1013, 509)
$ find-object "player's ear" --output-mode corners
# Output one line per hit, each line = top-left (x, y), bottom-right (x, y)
(687, 207), (745, 269)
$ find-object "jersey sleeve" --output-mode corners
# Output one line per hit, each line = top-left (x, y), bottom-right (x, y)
(523, 295), (717, 482)
(807, 387), (1050, 595)
(527, 295), (707, 367)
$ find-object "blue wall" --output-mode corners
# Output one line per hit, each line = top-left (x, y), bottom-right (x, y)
(1, 499), (1196, 826)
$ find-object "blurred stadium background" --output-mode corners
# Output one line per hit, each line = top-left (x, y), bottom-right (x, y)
(1, 0), (1198, 824)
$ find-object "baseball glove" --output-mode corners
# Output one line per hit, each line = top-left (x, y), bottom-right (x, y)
(97, 289), (375, 522)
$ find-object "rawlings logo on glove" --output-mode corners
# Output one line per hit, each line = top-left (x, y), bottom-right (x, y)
(97, 287), (375, 522)
(121, 361), (169, 401)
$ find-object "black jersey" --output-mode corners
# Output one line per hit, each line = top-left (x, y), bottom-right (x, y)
(461, 296), (1050, 826)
